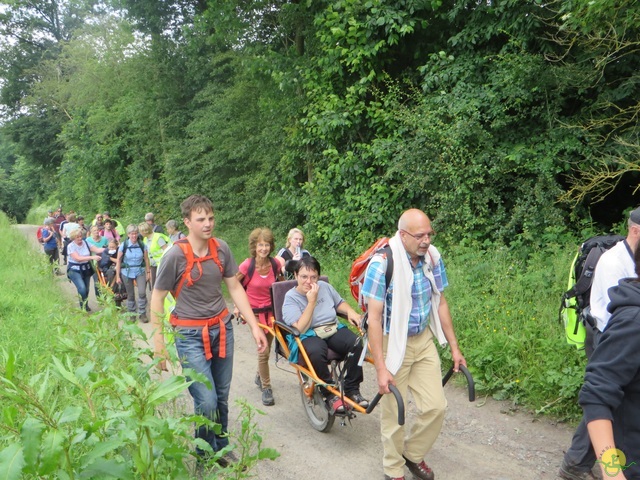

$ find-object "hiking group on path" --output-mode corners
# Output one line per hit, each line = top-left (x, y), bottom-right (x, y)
(35, 199), (640, 480)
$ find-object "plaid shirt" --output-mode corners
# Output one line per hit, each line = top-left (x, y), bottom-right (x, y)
(361, 251), (448, 336)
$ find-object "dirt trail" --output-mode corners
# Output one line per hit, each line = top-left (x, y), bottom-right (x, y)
(17, 224), (574, 480)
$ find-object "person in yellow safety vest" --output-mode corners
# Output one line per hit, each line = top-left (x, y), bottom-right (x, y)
(138, 222), (171, 290)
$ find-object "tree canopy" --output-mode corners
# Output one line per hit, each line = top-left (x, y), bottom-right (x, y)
(0, 0), (638, 248)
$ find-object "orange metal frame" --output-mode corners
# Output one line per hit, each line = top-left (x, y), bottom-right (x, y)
(258, 319), (374, 415)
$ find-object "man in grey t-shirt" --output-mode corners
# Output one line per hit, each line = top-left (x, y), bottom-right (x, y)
(150, 195), (266, 464)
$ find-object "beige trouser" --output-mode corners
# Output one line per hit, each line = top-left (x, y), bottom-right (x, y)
(257, 332), (274, 388)
(381, 328), (447, 477)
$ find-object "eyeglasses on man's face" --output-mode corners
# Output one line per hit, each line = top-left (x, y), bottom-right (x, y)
(400, 229), (436, 241)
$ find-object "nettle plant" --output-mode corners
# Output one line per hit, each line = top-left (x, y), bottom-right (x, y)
(0, 304), (277, 479)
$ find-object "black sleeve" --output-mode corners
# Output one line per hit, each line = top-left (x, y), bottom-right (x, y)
(579, 309), (640, 423)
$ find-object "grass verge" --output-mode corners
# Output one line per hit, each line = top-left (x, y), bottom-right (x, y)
(0, 213), (277, 478)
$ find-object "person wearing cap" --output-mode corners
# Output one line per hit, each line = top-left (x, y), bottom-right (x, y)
(559, 207), (640, 480)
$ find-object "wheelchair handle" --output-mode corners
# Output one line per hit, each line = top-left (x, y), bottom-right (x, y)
(366, 384), (405, 426)
(442, 364), (475, 402)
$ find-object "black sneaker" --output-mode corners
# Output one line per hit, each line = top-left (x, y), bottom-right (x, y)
(402, 455), (434, 480)
(347, 391), (369, 408)
(262, 388), (275, 406)
(558, 460), (598, 480)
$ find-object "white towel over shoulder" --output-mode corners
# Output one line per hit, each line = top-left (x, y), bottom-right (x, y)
(384, 232), (447, 375)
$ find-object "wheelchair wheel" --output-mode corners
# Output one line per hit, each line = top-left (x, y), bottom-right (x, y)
(299, 375), (335, 433)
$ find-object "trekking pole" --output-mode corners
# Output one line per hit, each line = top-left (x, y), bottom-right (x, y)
(366, 384), (404, 425)
(442, 364), (475, 402)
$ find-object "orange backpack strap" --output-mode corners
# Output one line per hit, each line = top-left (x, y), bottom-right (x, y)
(171, 237), (225, 300)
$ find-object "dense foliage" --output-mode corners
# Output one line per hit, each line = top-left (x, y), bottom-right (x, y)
(0, 0), (637, 244)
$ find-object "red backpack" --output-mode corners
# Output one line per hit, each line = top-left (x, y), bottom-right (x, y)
(36, 227), (45, 243)
(349, 237), (393, 312)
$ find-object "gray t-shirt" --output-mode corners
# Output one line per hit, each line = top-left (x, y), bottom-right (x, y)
(282, 281), (344, 329)
(155, 238), (237, 320)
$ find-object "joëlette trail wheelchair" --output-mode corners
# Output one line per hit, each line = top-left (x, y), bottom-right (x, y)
(96, 266), (127, 307)
(258, 277), (475, 433)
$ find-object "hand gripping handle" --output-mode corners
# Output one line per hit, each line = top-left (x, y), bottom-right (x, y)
(442, 364), (475, 402)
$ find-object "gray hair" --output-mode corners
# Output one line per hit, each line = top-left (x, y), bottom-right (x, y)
(145, 212), (155, 222)
(166, 219), (178, 230)
(126, 224), (139, 234)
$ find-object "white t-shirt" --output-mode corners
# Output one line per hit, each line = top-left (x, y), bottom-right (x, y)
(591, 240), (636, 331)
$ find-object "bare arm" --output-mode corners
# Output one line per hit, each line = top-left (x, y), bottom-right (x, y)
(335, 300), (362, 328)
(150, 288), (170, 371)
(367, 298), (395, 394)
(438, 293), (466, 371)
(225, 275), (267, 353)
(587, 419), (626, 479)
(115, 250), (123, 283)
(69, 248), (100, 263)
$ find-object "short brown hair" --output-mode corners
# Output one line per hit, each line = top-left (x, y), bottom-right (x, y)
(248, 228), (275, 258)
(181, 195), (214, 220)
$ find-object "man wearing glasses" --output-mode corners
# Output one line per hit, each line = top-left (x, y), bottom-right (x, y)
(362, 208), (466, 480)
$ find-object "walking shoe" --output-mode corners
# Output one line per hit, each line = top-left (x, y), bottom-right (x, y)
(262, 388), (275, 406)
(384, 476), (405, 480)
(402, 455), (434, 480)
(215, 450), (247, 471)
(558, 460), (598, 480)
(347, 390), (370, 408)
(255, 372), (262, 390)
(139, 313), (149, 323)
(327, 395), (346, 414)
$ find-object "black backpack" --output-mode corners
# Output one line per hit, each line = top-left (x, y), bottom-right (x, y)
(559, 234), (625, 348)
(241, 257), (282, 289)
(121, 238), (145, 265)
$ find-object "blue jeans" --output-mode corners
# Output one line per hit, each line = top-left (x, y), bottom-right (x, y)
(175, 320), (234, 453)
(67, 268), (91, 309)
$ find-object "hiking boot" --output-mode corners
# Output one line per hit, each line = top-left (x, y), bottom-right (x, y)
(327, 395), (346, 414)
(558, 460), (598, 480)
(402, 455), (434, 480)
(347, 390), (370, 408)
(255, 372), (262, 390)
(384, 476), (405, 480)
(139, 313), (149, 323)
(262, 388), (275, 406)
(215, 450), (247, 471)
